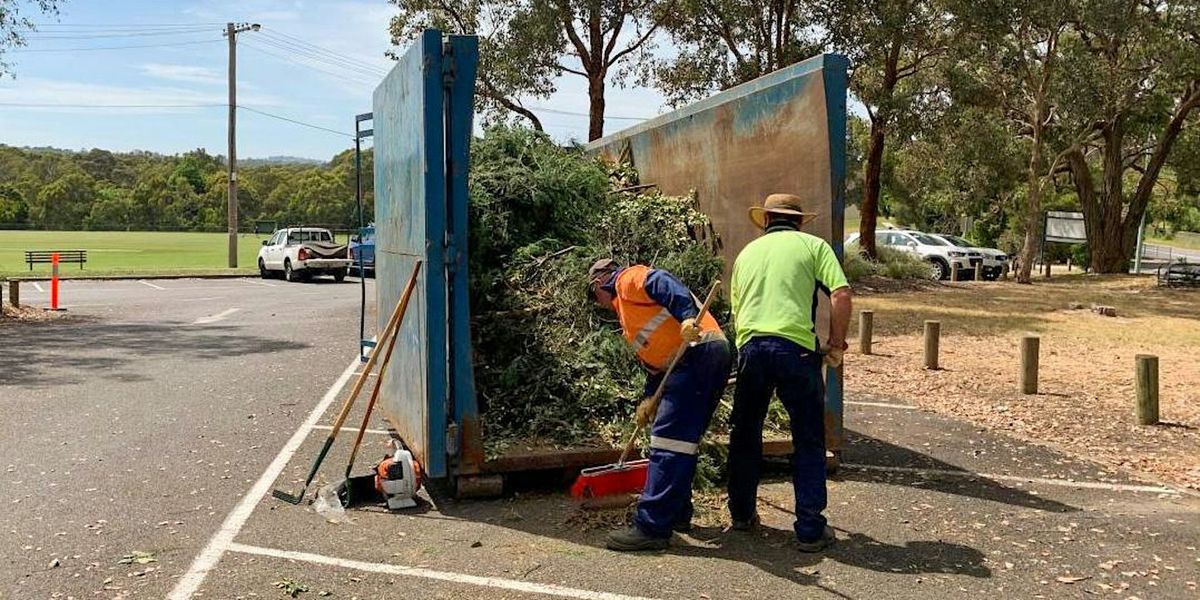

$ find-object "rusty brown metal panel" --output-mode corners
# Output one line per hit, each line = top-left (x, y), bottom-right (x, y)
(589, 55), (845, 271)
(589, 54), (850, 455)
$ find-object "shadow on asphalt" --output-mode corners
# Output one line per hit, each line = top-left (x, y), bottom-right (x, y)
(837, 430), (1078, 514)
(0, 316), (302, 387)
(418, 427), (1080, 594)
(672, 522), (990, 589)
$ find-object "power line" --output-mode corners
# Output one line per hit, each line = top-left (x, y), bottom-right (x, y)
(239, 105), (354, 138)
(252, 37), (384, 79)
(240, 41), (377, 86)
(31, 22), (226, 28)
(8, 39), (223, 52)
(253, 33), (387, 78)
(0, 102), (224, 108)
(259, 29), (388, 76)
(25, 28), (218, 40)
(525, 104), (651, 121)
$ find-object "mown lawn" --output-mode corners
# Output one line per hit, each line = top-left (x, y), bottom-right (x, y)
(0, 231), (267, 278)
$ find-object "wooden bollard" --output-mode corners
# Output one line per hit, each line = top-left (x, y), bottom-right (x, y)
(1135, 354), (1159, 425)
(1020, 335), (1039, 394)
(950, 264), (959, 282)
(859, 310), (874, 355)
(7, 280), (17, 308)
(974, 262), (984, 281)
(924, 320), (940, 370)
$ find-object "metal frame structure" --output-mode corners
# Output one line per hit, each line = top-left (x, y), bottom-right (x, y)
(355, 112), (374, 362)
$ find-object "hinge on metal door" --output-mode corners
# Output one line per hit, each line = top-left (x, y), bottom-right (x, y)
(446, 421), (460, 457)
(442, 41), (455, 89)
(444, 232), (457, 274)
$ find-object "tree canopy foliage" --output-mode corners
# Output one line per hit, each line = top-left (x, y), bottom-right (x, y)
(0, 0), (62, 75)
(0, 145), (374, 232)
(388, 0), (665, 140)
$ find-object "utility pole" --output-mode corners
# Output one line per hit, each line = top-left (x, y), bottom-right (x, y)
(225, 22), (261, 268)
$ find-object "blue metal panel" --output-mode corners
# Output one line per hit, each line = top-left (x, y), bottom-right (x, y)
(445, 35), (483, 474)
(373, 29), (449, 478)
(822, 54), (850, 455)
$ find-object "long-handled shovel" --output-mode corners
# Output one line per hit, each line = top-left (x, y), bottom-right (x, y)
(570, 280), (722, 502)
(272, 260), (423, 505)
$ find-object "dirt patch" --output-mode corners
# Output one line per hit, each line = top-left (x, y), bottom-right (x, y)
(0, 304), (69, 323)
(852, 275), (942, 295)
(848, 274), (1200, 491)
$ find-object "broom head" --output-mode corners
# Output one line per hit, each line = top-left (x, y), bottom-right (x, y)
(570, 459), (649, 500)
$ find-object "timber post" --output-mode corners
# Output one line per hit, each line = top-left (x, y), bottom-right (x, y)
(859, 310), (874, 355)
(1020, 335), (1040, 395)
(1135, 354), (1159, 425)
(924, 320), (940, 370)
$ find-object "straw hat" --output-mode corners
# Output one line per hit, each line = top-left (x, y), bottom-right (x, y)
(748, 193), (818, 229)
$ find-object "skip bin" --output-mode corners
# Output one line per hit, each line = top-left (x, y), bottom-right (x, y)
(374, 30), (850, 489)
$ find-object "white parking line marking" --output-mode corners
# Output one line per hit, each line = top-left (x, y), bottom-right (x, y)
(843, 463), (1178, 494)
(245, 279), (277, 287)
(33, 282), (44, 292)
(310, 424), (390, 435)
(139, 280), (166, 290)
(168, 356), (361, 600)
(192, 308), (241, 325)
(846, 401), (918, 410)
(227, 543), (660, 600)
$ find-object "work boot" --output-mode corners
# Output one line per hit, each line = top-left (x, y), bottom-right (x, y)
(795, 525), (836, 553)
(606, 526), (669, 552)
(672, 519), (693, 533)
(730, 513), (760, 531)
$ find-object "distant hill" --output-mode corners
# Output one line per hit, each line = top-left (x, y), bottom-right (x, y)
(241, 156), (325, 167)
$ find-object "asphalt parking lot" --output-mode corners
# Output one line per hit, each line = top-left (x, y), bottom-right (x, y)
(2, 278), (1198, 599)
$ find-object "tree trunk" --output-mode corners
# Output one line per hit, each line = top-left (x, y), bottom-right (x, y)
(858, 121), (886, 258)
(1083, 86), (1200, 273)
(857, 36), (902, 260)
(587, 74), (605, 141)
(1016, 145), (1043, 284)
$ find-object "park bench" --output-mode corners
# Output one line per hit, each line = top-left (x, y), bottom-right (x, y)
(1158, 260), (1200, 287)
(25, 250), (87, 271)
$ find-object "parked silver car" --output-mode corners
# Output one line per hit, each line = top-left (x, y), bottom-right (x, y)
(930, 234), (1009, 280)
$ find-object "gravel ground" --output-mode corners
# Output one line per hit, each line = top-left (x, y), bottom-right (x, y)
(848, 274), (1200, 490)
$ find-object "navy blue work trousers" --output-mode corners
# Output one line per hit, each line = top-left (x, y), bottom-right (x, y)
(727, 335), (828, 542)
(633, 339), (732, 538)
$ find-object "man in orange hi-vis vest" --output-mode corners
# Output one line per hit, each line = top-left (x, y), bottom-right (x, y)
(587, 259), (732, 551)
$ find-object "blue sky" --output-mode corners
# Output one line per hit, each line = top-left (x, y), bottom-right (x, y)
(0, 0), (671, 160)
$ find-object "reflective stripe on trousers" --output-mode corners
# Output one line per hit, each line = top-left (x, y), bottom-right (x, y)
(649, 435), (698, 455)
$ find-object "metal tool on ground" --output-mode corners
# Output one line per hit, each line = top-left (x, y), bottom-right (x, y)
(375, 440), (425, 509)
(271, 260), (424, 505)
(570, 280), (721, 502)
(339, 259), (422, 504)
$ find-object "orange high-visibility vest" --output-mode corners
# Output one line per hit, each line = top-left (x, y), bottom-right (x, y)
(612, 265), (721, 371)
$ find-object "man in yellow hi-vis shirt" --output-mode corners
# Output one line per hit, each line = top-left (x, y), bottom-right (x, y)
(728, 193), (852, 552)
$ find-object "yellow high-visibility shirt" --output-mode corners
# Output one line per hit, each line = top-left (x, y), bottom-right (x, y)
(731, 229), (849, 350)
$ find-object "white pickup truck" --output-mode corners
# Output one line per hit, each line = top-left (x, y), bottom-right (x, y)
(257, 227), (352, 282)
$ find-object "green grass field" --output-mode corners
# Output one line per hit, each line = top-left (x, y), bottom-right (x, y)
(1149, 234), (1200, 252)
(0, 231), (268, 279)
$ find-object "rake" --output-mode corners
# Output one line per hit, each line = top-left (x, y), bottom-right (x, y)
(271, 260), (422, 505)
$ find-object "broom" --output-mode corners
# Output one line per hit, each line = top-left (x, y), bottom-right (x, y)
(570, 280), (721, 503)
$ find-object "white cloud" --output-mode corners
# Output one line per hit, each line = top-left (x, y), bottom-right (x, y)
(141, 63), (225, 86)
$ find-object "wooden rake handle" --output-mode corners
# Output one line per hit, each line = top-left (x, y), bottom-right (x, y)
(618, 279), (722, 465)
(344, 260), (424, 478)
